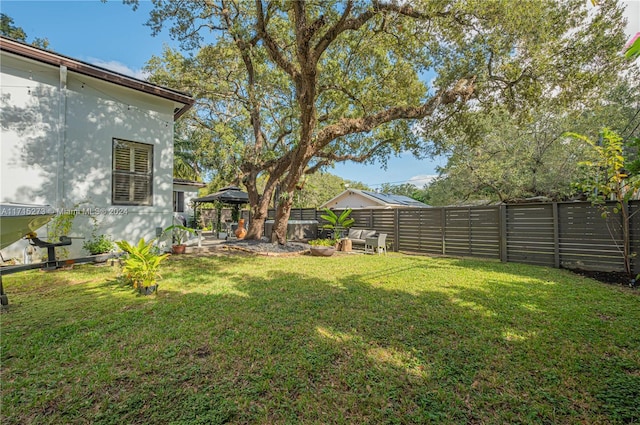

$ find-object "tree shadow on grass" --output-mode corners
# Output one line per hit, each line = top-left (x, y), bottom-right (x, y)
(1, 255), (639, 424)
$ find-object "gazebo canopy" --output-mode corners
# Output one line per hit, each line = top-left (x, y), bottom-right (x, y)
(193, 186), (249, 205)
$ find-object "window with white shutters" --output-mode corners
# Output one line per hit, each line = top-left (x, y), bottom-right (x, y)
(112, 139), (153, 205)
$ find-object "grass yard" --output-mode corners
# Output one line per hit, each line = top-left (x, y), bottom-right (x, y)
(1, 252), (639, 424)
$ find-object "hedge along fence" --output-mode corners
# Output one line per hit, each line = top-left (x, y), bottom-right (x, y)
(269, 201), (639, 274)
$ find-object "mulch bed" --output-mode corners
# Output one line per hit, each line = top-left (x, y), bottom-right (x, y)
(568, 268), (638, 288)
(221, 238), (310, 256)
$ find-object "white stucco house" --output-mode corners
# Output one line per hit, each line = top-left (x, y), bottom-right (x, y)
(320, 189), (430, 210)
(0, 36), (195, 260)
(172, 178), (206, 226)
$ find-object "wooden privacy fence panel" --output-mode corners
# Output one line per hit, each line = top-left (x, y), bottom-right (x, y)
(632, 202), (640, 273)
(261, 200), (638, 274)
(444, 208), (472, 257)
(396, 201), (638, 274)
(394, 207), (500, 257)
(505, 204), (556, 267)
(444, 207), (500, 258)
(348, 209), (397, 249)
(558, 203), (624, 272)
(268, 208), (318, 220)
(397, 209), (443, 254)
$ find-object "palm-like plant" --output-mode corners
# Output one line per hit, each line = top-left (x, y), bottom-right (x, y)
(320, 208), (355, 238)
(115, 238), (169, 291)
(161, 224), (196, 246)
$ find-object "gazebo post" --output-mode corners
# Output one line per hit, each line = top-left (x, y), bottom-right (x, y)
(215, 202), (223, 239)
(192, 186), (250, 240)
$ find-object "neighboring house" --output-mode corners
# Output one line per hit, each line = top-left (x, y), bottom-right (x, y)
(0, 36), (194, 260)
(320, 189), (430, 210)
(173, 178), (206, 225)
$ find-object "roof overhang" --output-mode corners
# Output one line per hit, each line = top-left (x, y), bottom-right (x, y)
(320, 189), (430, 209)
(0, 36), (194, 120)
(173, 179), (206, 189)
(320, 189), (378, 209)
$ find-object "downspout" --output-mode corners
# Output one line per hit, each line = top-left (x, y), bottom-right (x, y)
(56, 65), (67, 208)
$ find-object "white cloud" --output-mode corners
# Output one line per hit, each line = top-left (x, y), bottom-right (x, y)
(406, 174), (438, 188)
(87, 58), (150, 81)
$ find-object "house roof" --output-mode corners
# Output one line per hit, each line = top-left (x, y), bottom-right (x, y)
(320, 189), (430, 209)
(173, 178), (207, 188)
(0, 36), (194, 119)
(359, 190), (430, 208)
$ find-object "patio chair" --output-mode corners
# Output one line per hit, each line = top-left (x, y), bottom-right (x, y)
(364, 233), (387, 255)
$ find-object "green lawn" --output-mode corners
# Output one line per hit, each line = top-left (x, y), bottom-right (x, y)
(1, 253), (639, 424)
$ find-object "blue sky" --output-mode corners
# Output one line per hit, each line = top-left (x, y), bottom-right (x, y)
(2, 1), (638, 189)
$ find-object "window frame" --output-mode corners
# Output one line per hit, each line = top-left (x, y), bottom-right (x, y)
(173, 190), (185, 213)
(112, 138), (154, 206)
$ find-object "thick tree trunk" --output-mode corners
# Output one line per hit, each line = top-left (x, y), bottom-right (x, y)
(245, 200), (269, 240)
(269, 159), (309, 244)
(271, 192), (294, 244)
(244, 174), (276, 240)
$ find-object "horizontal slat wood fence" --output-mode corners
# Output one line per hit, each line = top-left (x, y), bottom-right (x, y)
(266, 201), (639, 274)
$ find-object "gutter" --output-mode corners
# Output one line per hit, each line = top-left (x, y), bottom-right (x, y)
(0, 36), (194, 120)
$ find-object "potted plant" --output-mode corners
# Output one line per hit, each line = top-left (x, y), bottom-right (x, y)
(82, 234), (115, 261)
(161, 224), (196, 254)
(308, 238), (339, 257)
(115, 238), (169, 295)
(320, 208), (355, 239)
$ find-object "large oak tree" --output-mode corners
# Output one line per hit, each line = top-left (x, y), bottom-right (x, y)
(132, 0), (628, 243)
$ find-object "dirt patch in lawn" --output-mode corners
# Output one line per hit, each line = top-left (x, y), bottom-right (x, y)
(568, 268), (638, 288)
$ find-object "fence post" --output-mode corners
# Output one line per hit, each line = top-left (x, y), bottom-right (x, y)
(394, 208), (400, 252)
(499, 205), (507, 262)
(441, 208), (446, 256)
(631, 201), (638, 275)
(468, 207), (472, 256)
(553, 202), (560, 269)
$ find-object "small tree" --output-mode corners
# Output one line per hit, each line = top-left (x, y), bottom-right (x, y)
(116, 238), (169, 291)
(568, 128), (640, 277)
(320, 208), (355, 239)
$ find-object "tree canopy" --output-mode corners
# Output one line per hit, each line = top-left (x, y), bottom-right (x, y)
(132, 0), (632, 242)
(424, 83), (640, 205)
(0, 13), (49, 48)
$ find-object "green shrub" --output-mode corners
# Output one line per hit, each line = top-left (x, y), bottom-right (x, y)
(308, 238), (338, 247)
(161, 225), (196, 246)
(82, 235), (115, 255)
(115, 238), (169, 290)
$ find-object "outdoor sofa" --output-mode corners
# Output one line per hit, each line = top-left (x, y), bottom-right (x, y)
(346, 228), (378, 248)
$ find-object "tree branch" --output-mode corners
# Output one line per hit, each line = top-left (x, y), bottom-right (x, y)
(220, 0), (267, 159)
(314, 77), (476, 149)
(256, 0), (300, 78)
(312, 0), (453, 62)
(312, 0), (356, 62)
(306, 139), (390, 174)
